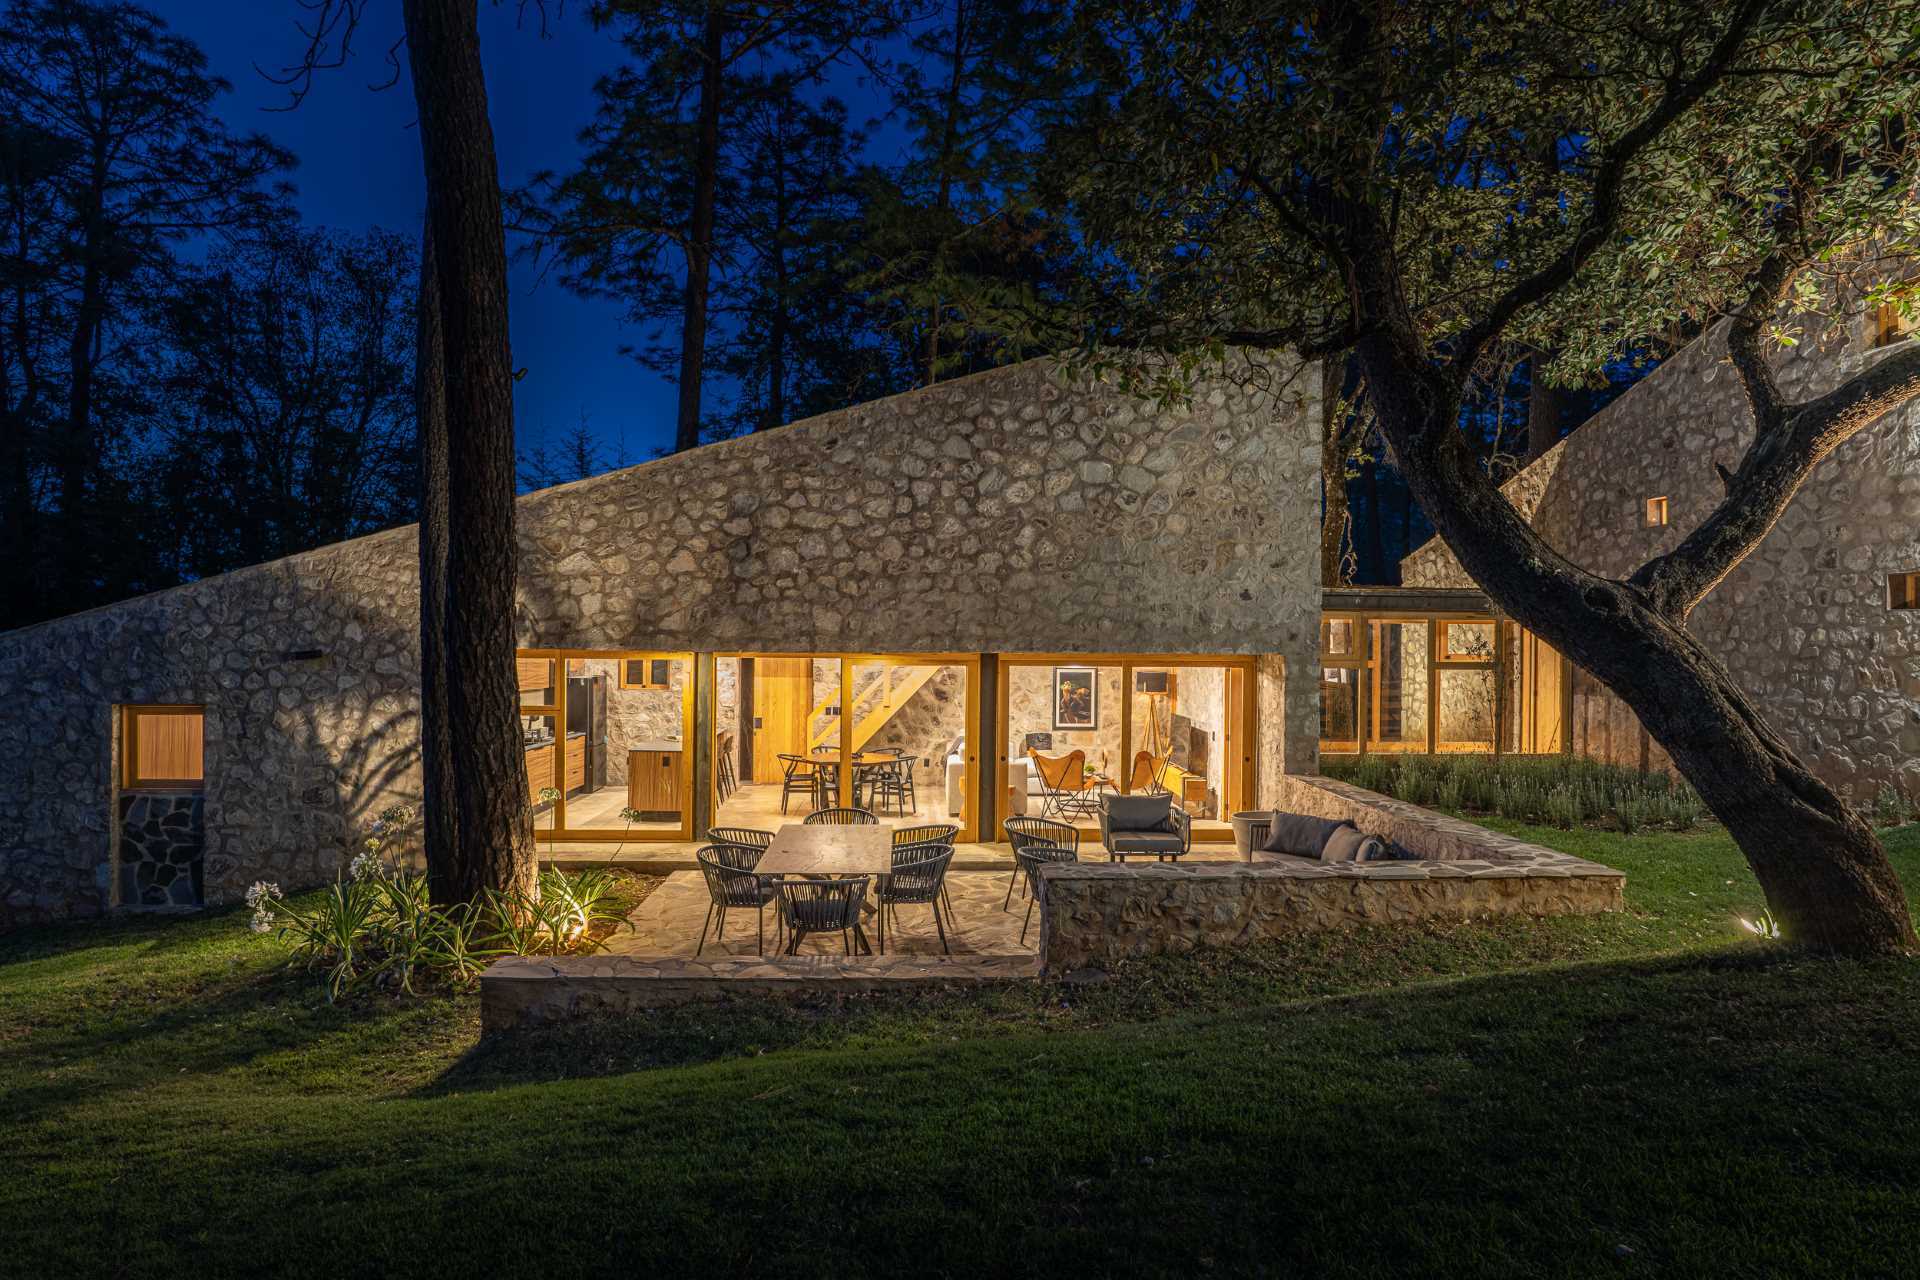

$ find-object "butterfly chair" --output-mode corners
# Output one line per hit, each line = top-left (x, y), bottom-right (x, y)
(1027, 748), (1100, 820)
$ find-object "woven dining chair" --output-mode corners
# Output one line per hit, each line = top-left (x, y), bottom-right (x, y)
(1003, 816), (1079, 910)
(694, 843), (776, 956)
(804, 807), (877, 826)
(893, 822), (960, 913)
(706, 826), (774, 851)
(1013, 843), (1078, 945)
(776, 754), (816, 814)
(875, 843), (955, 955)
(776, 876), (870, 955)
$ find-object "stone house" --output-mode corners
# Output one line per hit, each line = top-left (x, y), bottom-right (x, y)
(0, 355), (1327, 927)
(1401, 306), (1920, 800)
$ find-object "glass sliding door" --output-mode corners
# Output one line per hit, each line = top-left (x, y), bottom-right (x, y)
(1125, 664), (1238, 819)
(710, 653), (980, 839)
(847, 658), (973, 828)
(997, 655), (1253, 833)
(1366, 621), (1431, 752)
(515, 650), (694, 841)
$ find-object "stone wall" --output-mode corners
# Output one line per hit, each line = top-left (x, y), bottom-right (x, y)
(1403, 312), (1920, 799)
(0, 354), (1324, 927)
(1037, 858), (1623, 972)
(118, 792), (206, 908)
(864, 666), (969, 799)
(1039, 776), (1624, 971)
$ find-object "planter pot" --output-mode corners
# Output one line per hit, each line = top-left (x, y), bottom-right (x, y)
(1231, 810), (1271, 861)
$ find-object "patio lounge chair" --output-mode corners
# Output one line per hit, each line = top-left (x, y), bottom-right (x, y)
(1003, 815), (1078, 909)
(776, 876), (870, 955)
(875, 843), (955, 955)
(1028, 748), (1101, 819)
(694, 842), (777, 956)
(1012, 843), (1077, 944)
(1098, 793), (1191, 862)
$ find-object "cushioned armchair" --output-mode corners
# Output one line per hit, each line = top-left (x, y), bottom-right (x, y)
(1098, 793), (1191, 862)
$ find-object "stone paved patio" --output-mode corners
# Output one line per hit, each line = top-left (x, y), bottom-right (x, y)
(609, 869), (1040, 959)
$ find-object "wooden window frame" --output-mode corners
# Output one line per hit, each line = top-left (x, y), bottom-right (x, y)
(516, 650), (696, 842)
(1874, 301), (1914, 348)
(121, 704), (206, 791)
(616, 656), (674, 690)
(1889, 570), (1920, 612)
(1644, 495), (1669, 527)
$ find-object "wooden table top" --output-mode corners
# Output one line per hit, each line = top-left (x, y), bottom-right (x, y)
(756, 823), (891, 878)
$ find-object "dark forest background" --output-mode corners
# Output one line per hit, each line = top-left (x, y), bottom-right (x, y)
(2, 0), (1657, 629)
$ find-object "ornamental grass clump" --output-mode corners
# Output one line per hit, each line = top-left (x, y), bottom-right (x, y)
(246, 807), (632, 1001)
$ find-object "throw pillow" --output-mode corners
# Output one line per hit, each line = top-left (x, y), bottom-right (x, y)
(1106, 792), (1175, 832)
(1321, 825), (1386, 863)
(1262, 812), (1354, 857)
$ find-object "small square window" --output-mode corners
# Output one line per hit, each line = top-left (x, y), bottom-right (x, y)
(1644, 496), (1669, 527)
(1890, 571), (1920, 611)
(1438, 620), (1495, 661)
(1320, 617), (1357, 657)
(619, 658), (673, 689)
(1874, 302), (1914, 348)
(122, 706), (205, 789)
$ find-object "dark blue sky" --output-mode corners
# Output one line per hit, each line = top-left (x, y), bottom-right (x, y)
(150, 2), (887, 464)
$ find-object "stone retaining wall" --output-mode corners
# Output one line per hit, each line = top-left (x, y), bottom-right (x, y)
(1038, 778), (1623, 972)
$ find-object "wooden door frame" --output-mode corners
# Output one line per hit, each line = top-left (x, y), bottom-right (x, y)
(516, 648), (697, 842)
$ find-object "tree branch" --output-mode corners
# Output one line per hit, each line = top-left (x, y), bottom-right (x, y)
(1445, 0), (1773, 384)
(1630, 335), (1920, 619)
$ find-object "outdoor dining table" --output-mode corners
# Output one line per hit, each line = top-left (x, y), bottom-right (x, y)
(756, 823), (891, 954)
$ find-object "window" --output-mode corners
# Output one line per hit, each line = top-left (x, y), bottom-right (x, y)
(1320, 616), (1357, 657)
(1874, 302), (1914, 348)
(1437, 620), (1494, 661)
(1644, 495), (1669, 527)
(122, 706), (204, 789)
(1890, 571), (1920, 611)
(619, 657), (674, 689)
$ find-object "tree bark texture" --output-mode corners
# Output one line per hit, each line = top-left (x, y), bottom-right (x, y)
(414, 221), (460, 893)
(403, 0), (535, 902)
(1351, 319), (1915, 953)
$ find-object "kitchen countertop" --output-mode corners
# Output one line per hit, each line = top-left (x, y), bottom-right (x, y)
(626, 741), (681, 753)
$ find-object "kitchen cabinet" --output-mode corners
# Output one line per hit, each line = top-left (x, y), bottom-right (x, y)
(517, 658), (552, 694)
(565, 736), (585, 791)
(626, 748), (681, 813)
(525, 742), (555, 802)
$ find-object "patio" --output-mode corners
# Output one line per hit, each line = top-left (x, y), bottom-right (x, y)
(610, 868), (1039, 959)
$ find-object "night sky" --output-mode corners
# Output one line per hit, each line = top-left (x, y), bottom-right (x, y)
(148, 2), (890, 465)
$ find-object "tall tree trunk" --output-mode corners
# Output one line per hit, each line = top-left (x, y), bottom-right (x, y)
(1359, 455), (1386, 583)
(674, 1), (725, 453)
(415, 222), (459, 888)
(764, 96), (789, 432)
(403, 0), (535, 903)
(1353, 328), (1915, 953)
(925, 0), (969, 386)
(1318, 354), (1351, 585)
(57, 141), (110, 597)
(1524, 346), (1562, 464)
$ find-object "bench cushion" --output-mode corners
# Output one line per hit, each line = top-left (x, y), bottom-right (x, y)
(1262, 811), (1355, 857)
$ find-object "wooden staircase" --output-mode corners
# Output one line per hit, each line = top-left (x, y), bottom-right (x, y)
(806, 665), (942, 754)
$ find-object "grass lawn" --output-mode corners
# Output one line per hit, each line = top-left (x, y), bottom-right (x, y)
(5, 824), (1920, 1277)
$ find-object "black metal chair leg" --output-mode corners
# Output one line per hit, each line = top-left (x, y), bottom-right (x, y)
(696, 903), (716, 956)
(756, 903), (764, 956)
(933, 898), (949, 955)
(1021, 894), (1035, 945)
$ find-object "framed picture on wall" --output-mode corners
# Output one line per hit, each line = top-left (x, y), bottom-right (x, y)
(1052, 667), (1098, 730)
